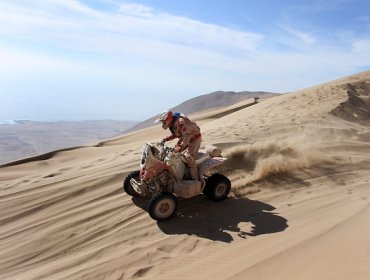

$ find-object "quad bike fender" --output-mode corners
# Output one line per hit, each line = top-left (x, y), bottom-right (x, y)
(198, 157), (227, 177)
(141, 161), (171, 180)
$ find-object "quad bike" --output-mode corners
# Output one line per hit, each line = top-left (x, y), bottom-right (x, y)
(123, 142), (231, 221)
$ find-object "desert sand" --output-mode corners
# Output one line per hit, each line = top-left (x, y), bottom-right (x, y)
(1, 70), (370, 279)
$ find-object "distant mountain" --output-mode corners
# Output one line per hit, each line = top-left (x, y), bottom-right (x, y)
(126, 91), (279, 132)
(0, 120), (137, 164)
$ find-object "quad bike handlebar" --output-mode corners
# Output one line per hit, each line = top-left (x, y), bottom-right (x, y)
(157, 141), (176, 162)
(159, 141), (177, 153)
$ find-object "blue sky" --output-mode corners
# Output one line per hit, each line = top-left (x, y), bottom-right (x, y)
(0, 0), (369, 122)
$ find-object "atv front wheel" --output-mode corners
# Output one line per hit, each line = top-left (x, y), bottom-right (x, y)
(123, 170), (140, 197)
(203, 173), (231, 201)
(148, 191), (177, 221)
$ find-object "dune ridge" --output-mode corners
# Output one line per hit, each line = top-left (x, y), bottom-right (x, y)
(1, 70), (370, 279)
(331, 81), (370, 124)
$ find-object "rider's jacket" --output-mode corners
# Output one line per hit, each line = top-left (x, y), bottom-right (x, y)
(164, 113), (201, 150)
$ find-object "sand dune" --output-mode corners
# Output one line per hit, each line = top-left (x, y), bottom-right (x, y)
(126, 91), (278, 133)
(1, 70), (370, 279)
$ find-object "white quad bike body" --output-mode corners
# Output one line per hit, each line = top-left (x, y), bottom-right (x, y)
(123, 142), (231, 220)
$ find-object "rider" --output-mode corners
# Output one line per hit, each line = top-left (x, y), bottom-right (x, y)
(155, 111), (202, 180)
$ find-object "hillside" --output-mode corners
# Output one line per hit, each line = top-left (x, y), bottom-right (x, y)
(0, 71), (370, 280)
(126, 91), (279, 132)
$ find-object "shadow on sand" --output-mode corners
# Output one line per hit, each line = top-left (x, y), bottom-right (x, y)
(132, 195), (288, 243)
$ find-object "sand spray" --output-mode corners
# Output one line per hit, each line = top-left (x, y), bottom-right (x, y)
(223, 132), (331, 188)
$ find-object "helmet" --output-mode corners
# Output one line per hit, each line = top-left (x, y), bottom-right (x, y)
(155, 110), (173, 129)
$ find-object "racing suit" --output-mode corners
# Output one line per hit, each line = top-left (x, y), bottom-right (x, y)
(164, 114), (201, 180)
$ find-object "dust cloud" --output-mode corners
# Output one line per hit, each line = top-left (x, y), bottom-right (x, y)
(223, 136), (326, 187)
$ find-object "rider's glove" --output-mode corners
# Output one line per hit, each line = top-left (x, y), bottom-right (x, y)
(174, 145), (182, 153)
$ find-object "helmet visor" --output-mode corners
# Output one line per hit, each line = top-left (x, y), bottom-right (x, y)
(161, 121), (168, 129)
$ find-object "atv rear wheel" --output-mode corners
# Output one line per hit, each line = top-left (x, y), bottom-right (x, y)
(203, 173), (231, 201)
(123, 170), (140, 197)
(148, 191), (177, 221)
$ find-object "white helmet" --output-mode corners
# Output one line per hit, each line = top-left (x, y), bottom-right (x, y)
(155, 110), (173, 129)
